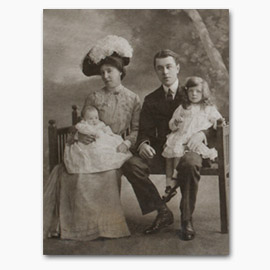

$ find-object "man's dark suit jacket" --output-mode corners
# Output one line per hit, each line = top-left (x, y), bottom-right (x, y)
(135, 84), (216, 173)
(136, 85), (183, 154)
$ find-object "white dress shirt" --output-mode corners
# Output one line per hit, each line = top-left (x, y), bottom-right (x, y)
(163, 79), (179, 100)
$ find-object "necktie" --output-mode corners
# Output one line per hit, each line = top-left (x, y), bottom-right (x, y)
(167, 89), (173, 102)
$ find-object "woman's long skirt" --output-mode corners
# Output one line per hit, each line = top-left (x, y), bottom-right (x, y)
(43, 164), (130, 241)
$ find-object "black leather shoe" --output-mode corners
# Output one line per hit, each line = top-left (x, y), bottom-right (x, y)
(202, 158), (212, 168)
(162, 185), (178, 203)
(180, 220), (195, 241)
(144, 208), (174, 234)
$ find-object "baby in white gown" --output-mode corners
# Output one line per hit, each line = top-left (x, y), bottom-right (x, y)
(64, 105), (132, 174)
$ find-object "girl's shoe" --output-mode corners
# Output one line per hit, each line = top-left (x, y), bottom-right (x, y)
(162, 185), (177, 202)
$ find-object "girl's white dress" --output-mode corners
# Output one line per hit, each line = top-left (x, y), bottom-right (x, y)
(162, 104), (222, 160)
(64, 120), (132, 174)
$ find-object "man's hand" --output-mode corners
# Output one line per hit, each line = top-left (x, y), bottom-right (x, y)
(78, 132), (96, 145)
(117, 142), (129, 153)
(139, 143), (156, 159)
(187, 132), (205, 151)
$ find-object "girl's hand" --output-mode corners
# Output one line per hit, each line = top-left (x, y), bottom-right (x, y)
(217, 117), (226, 126)
(117, 142), (129, 153)
(174, 117), (183, 126)
(78, 132), (96, 145)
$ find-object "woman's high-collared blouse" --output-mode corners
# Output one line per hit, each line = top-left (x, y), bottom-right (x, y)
(84, 84), (141, 147)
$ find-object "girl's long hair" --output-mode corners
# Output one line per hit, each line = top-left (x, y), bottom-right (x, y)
(181, 76), (213, 109)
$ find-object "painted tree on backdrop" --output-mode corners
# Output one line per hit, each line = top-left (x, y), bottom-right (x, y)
(114, 9), (229, 118)
(169, 9), (229, 119)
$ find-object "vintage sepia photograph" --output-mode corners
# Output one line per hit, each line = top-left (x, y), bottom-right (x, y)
(43, 9), (229, 255)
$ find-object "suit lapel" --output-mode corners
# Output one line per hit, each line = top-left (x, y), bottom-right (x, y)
(174, 86), (183, 106)
(155, 84), (182, 115)
(155, 86), (167, 111)
(158, 85), (166, 100)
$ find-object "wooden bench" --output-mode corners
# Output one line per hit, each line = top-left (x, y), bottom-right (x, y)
(48, 105), (229, 233)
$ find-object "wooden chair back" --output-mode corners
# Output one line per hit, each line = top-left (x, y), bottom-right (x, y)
(48, 105), (79, 172)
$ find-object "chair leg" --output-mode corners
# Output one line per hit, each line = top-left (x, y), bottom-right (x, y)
(118, 176), (122, 195)
(218, 173), (228, 233)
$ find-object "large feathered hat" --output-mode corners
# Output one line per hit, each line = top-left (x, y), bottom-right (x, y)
(82, 35), (133, 77)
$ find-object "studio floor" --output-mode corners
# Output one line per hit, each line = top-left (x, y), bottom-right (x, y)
(43, 175), (229, 256)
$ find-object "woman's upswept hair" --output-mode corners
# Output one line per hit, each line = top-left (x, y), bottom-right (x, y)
(100, 54), (126, 80)
(182, 76), (213, 109)
(81, 105), (99, 119)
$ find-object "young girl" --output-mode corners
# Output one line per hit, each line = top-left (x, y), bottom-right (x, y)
(162, 76), (224, 201)
(64, 105), (132, 174)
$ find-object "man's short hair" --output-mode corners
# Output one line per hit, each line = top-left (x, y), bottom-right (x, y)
(153, 49), (180, 67)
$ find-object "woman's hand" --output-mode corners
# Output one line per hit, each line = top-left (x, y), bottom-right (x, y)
(117, 142), (129, 153)
(78, 132), (96, 145)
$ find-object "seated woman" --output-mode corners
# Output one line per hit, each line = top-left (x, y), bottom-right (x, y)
(44, 35), (141, 241)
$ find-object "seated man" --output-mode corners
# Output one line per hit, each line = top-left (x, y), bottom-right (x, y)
(122, 49), (216, 241)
